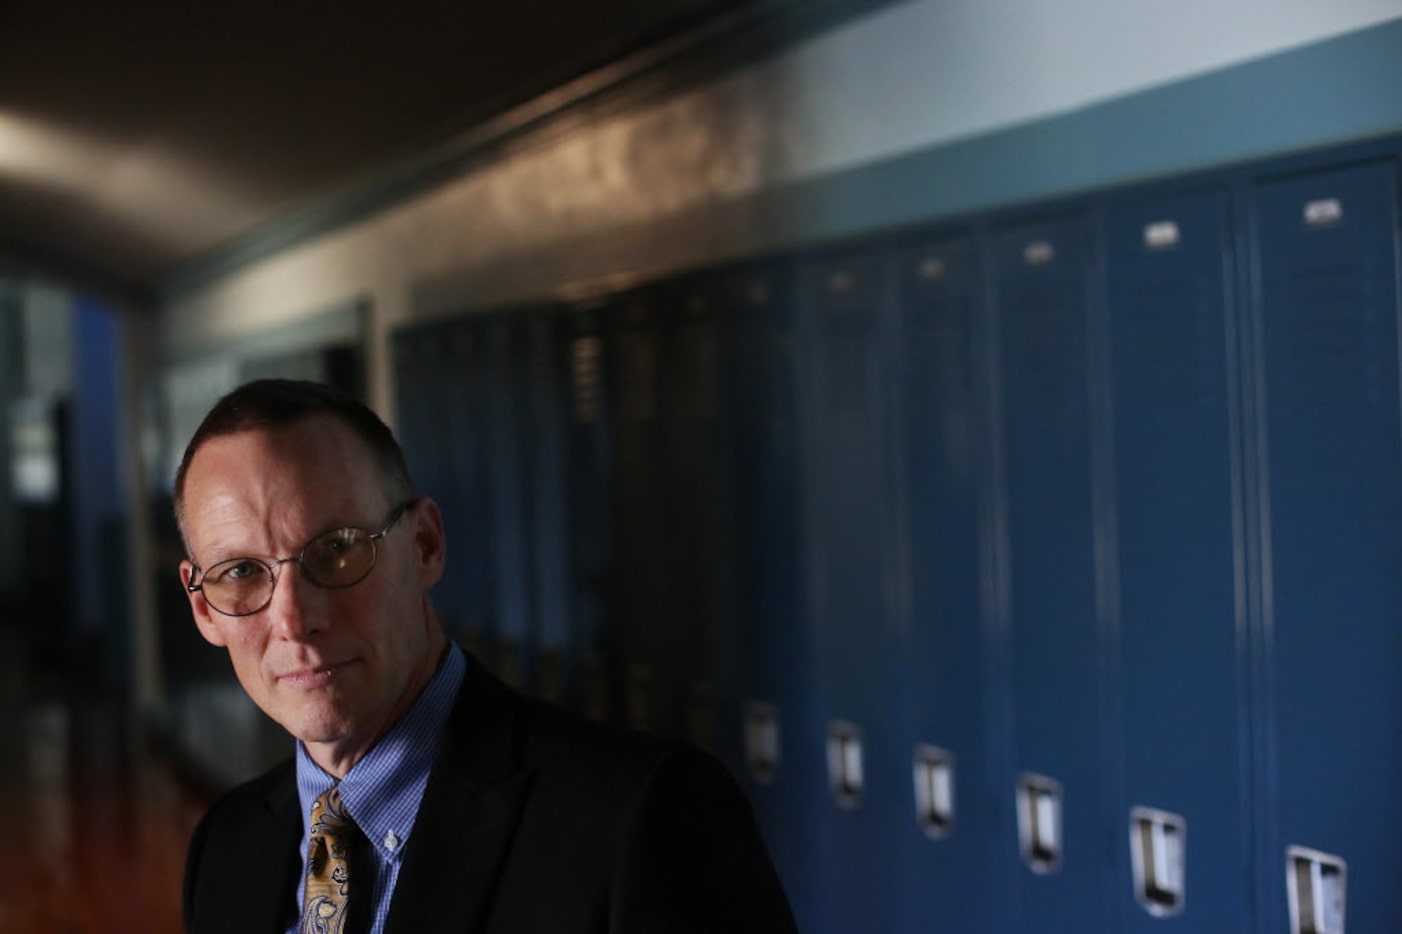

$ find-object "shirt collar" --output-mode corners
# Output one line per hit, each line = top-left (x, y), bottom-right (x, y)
(295, 642), (466, 861)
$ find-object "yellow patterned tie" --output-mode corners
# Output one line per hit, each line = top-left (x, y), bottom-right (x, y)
(301, 786), (356, 934)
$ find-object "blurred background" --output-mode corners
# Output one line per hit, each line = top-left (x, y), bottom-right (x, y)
(1, 1), (1401, 931)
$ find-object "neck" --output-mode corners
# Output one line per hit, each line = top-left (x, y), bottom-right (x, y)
(305, 614), (449, 778)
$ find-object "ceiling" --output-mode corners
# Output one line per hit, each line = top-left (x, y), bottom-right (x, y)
(0, 0), (760, 297)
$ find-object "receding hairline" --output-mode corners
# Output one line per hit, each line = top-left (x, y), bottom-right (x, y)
(173, 410), (415, 548)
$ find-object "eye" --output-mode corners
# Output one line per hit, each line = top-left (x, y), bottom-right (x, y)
(305, 528), (367, 571)
(209, 559), (265, 584)
(322, 529), (362, 555)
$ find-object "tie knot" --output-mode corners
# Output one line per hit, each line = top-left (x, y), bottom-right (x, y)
(310, 785), (355, 839)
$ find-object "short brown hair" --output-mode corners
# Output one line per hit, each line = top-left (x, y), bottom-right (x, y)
(173, 379), (415, 542)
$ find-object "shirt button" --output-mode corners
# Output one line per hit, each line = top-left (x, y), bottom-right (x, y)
(384, 830), (400, 851)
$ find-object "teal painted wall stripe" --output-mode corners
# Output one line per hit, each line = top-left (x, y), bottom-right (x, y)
(162, 13), (1402, 300)
(756, 14), (1402, 248)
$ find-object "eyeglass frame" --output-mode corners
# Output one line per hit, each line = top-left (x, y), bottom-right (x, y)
(185, 498), (419, 617)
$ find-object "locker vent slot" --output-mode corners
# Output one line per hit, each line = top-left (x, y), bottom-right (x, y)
(819, 313), (878, 415)
(1303, 198), (1344, 228)
(570, 336), (602, 424)
(675, 324), (718, 419)
(1143, 220), (1181, 250)
(1287, 846), (1347, 934)
(912, 745), (955, 838)
(620, 332), (658, 421)
(743, 702), (780, 784)
(1016, 773), (1063, 873)
(1289, 260), (1383, 410)
(826, 721), (864, 808)
(1130, 806), (1186, 916)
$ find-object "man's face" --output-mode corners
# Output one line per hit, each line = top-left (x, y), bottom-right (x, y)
(179, 415), (445, 772)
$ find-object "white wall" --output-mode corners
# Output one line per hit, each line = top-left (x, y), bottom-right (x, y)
(158, 0), (1402, 419)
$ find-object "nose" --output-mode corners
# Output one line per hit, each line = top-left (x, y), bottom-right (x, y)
(265, 562), (330, 641)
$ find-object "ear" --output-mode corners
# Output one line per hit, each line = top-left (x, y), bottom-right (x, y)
(409, 496), (447, 589)
(181, 559), (229, 647)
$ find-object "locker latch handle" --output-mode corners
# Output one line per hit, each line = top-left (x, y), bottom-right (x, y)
(1016, 773), (1062, 873)
(1287, 845), (1347, 934)
(913, 745), (955, 838)
(1130, 806), (1186, 916)
(743, 701), (780, 784)
(826, 721), (864, 808)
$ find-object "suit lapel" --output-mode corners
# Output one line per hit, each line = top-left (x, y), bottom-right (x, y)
(383, 655), (536, 934)
(260, 777), (305, 931)
(210, 764), (302, 934)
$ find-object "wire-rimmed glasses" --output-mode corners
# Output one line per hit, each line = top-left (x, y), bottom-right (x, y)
(186, 499), (417, 617)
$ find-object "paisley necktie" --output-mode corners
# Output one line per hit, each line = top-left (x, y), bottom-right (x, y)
(301, 786), (356, 934)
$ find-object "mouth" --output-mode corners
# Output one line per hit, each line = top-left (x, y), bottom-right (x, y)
(277, 660), (355, 689)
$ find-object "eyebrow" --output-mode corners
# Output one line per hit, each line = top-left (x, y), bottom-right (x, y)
(194, 516), (378, 566)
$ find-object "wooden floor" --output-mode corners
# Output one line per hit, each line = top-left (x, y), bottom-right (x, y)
(0, 635), (213, 934)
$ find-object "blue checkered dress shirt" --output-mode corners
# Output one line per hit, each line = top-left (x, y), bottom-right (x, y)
(285, 644), (466, 934)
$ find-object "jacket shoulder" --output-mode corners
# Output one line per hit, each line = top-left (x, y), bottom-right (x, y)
(184, 758), (300, 934)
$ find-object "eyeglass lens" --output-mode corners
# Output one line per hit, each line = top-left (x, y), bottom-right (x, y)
(200, 527), (378, 616)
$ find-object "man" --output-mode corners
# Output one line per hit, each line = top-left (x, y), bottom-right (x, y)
(177, 379), (796, 934)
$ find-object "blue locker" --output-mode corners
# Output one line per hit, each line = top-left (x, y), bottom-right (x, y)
(657, 277), (722, 750)
(796, 248), (908, 934)
(524, 312), (572, 703)
(391, 327), (434, 489)
(894, 235), (1005, 934)
(993, 216), (1113, 931)
(393, 324), (474, 636)
(712, 262), (826, 931)
(605, 293), (681, 736)
(483, 316), (535, 688)
(1251, 160), (1402, 934)
(1105, 189), (1252, 931)
(562, 307), (619, 723)
(443, 320), (497, 652)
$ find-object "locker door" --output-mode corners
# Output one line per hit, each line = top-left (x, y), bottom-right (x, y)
(713, 263), (825, 931)
(484, 316), (535, 688)
(563, 308), (618, 723)
(895, 236), (1003, 934)
(444, 320), (496, 649)
(1252, 160), (1402, 934)
(658, 279), (722, 750)
(391, 326), (437, 496)
(606, 294), (679, 736)
(525, 312), (572, 704)
(394, 324), (474, 638)
(1106, 189), (1251, 932)
(993, 215), (1112, 931)
(797, 248), (907, 934)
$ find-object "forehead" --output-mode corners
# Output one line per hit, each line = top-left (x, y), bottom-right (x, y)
(181, 415), (388, 542)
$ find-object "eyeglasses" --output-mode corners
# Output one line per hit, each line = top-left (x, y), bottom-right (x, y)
(187, 499), (417, 617)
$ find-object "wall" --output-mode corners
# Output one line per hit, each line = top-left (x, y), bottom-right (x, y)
(157, 0), (1402, 422)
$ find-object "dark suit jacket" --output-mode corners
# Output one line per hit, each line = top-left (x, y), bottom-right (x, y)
(183, 654), (798, 933)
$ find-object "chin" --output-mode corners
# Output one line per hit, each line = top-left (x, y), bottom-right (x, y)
(277, 705), (362, 746)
